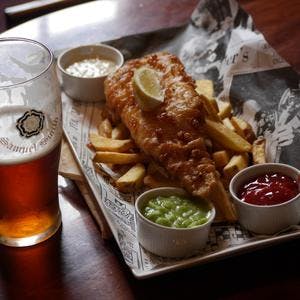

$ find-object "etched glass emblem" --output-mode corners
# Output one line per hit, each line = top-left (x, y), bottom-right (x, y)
(16, 109), (45, 138)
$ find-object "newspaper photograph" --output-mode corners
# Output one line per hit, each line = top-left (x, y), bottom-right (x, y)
(62, 0), (300, 278)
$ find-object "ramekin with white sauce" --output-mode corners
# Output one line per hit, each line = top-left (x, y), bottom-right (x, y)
(57, 44), (124, 102)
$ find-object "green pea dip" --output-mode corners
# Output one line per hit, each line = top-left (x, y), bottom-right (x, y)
(141, 195), (212, 228)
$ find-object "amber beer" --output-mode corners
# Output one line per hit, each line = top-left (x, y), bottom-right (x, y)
(0, 37), (63, 247)
(0, 142), (61, 245)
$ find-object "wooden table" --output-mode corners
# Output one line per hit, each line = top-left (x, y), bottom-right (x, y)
(1, 1), (300, 299)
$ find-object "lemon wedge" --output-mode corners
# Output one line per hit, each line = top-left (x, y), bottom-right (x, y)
(132, 66), (164, 111)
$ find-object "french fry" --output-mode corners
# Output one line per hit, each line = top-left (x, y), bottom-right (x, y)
(98, 118), (112, 138)
(93, 152), (144, 164)
(212, 150), (231, 168)
(202, 97), (221, 122)
(217, 101), (232, 119)
(208, 98), (219, 113)
(252, 137), (266, 164)
(115, 163), (146, 192)
(222, 117), (236, 132)
(89, 133), (134, 152)
(206, 180), (237, 222)
(111, 123), (130, 140)
(195, 80), (220, 121)
(223, 153), (249, 180)
(195, 79), (214, 99)
(231, 116), (256, 143)
(205, 118), (252, 152)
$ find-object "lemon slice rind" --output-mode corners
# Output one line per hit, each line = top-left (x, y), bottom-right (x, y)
(132, 67), (164, 111)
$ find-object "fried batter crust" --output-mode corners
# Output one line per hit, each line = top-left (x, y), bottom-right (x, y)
(104, 52), (235, 220)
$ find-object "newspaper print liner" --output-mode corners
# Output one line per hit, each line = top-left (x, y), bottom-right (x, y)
(62, 0), (300, 279)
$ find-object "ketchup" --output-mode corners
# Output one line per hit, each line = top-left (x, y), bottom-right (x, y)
(238, 173), (299, 205)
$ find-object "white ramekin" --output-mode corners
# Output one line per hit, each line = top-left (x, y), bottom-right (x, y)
(230, 163), (300, 235)
(57, 44), (124, 102)
(135, 187), (215, 258)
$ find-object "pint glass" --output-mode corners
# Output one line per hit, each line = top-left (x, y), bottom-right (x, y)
(0, 38), (62, 247)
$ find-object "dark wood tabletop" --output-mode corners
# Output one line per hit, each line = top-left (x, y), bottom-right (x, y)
(0, 1), (300, 299)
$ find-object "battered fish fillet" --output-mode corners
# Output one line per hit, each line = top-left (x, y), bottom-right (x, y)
(104, 52), (236, 221)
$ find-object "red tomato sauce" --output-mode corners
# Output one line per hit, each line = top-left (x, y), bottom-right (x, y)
(238, 173), (299, 205)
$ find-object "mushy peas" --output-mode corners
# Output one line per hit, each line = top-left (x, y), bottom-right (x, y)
(141, 195), (212, 228)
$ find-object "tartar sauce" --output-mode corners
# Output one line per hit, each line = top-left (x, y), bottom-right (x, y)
(65, 58), (117, 78)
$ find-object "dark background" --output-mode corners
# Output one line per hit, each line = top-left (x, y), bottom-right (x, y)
(0, 0), (30, 32)
(0, 0), (93, 33)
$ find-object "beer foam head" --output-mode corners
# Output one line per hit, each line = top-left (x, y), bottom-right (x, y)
(0, 39), (61, 165)
(0, 106), (62, 165)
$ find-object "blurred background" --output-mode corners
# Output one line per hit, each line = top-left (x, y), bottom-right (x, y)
(0, 0), (94, 32)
